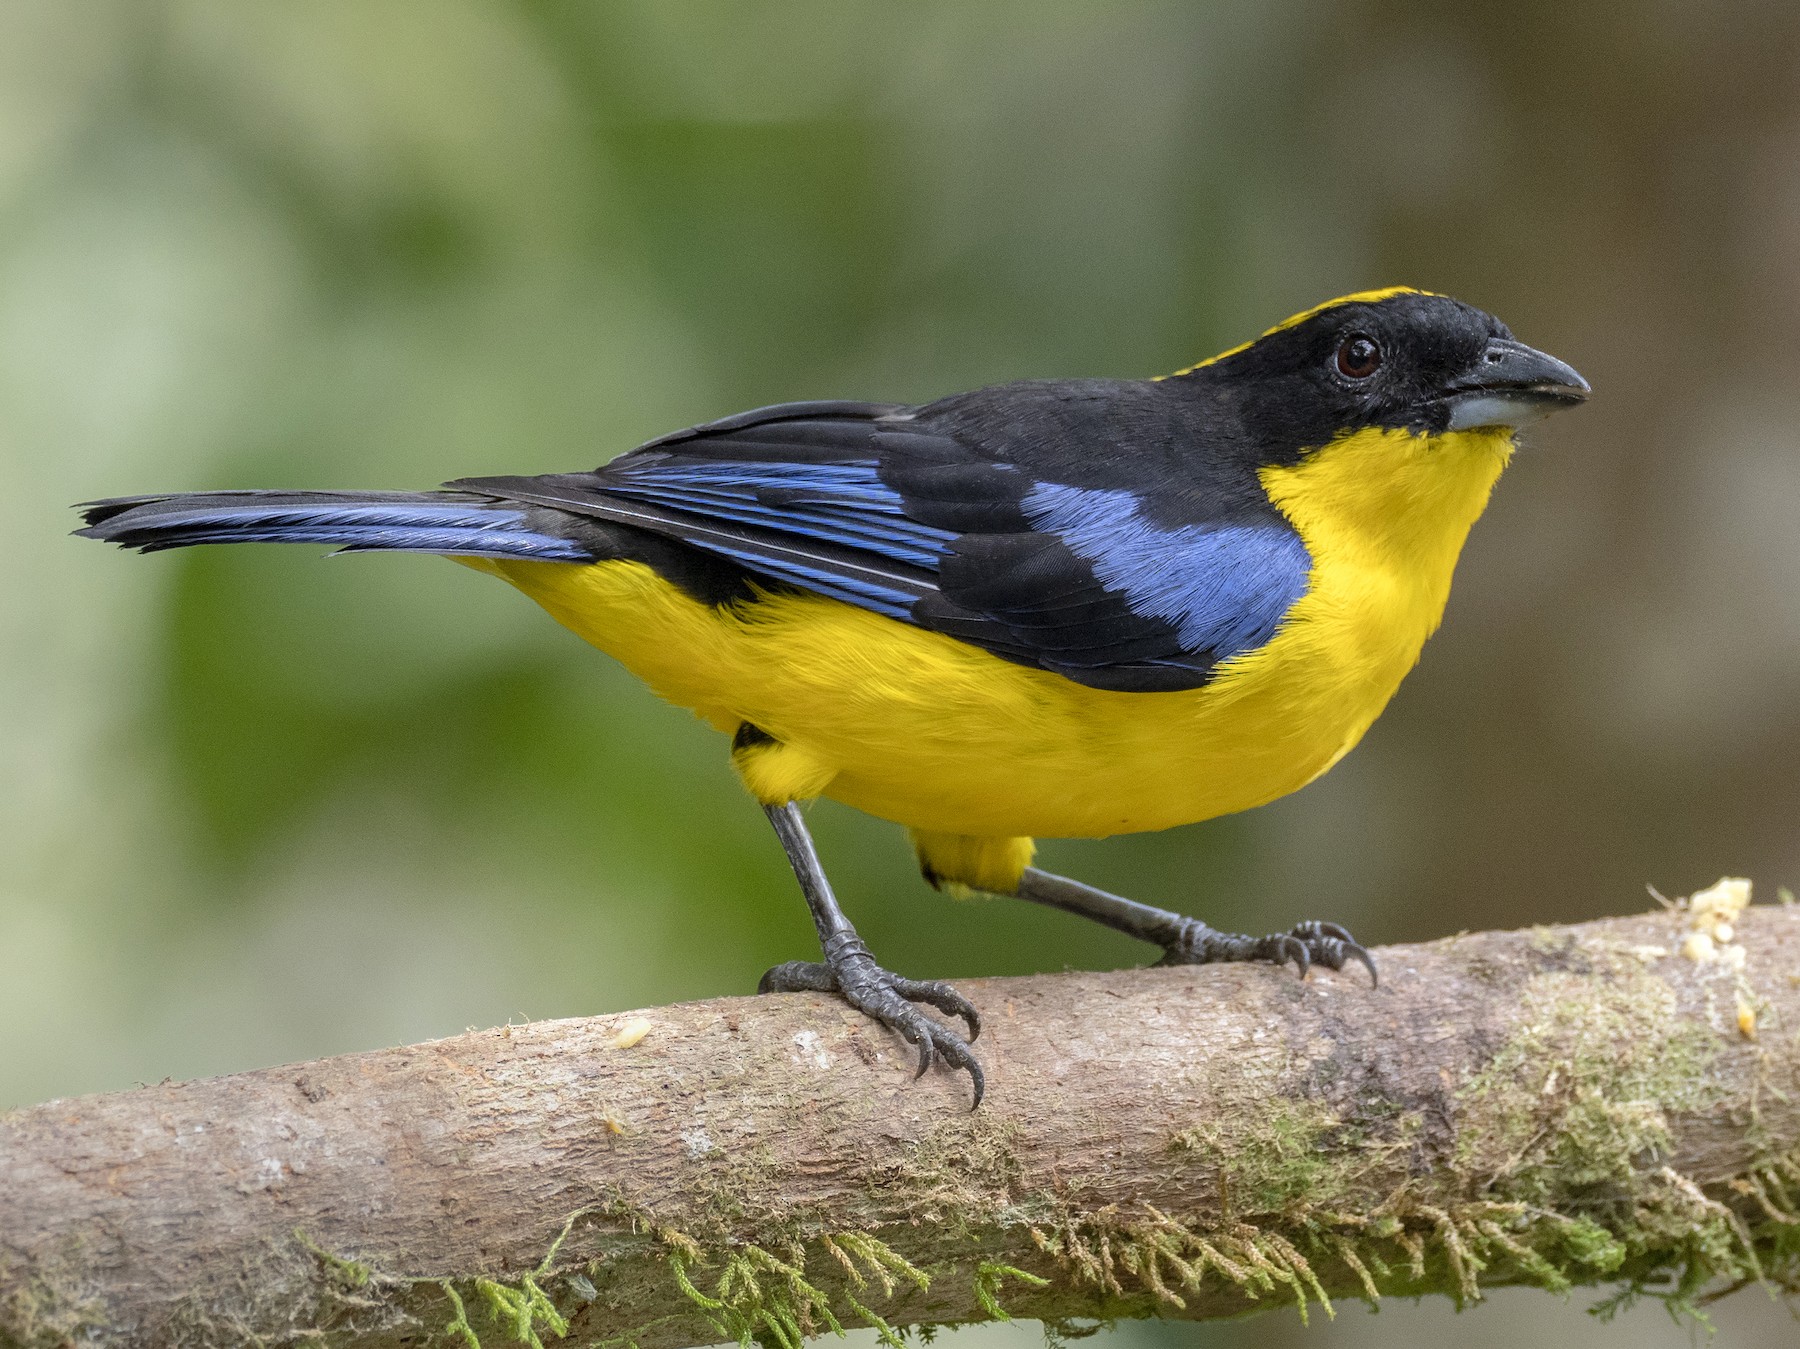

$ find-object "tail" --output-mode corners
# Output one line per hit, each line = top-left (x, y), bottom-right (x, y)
(73, 489), (593, 561)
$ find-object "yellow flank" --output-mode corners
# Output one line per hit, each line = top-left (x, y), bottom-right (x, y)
(468, 420), (1512, 894)
(909, 831), (1037, 896)
(1159, 287), (1430, 379)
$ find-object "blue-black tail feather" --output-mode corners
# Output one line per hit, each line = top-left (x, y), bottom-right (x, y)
(74, 490), (593, 562)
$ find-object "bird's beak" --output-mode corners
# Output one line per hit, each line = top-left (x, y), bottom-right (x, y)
(1445, 338), (1590, 430)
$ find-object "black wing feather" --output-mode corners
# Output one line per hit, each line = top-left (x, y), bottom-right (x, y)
(459, 390), (1297, 692)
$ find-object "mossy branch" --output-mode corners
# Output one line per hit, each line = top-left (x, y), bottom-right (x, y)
(4, 899), (1800, 1348)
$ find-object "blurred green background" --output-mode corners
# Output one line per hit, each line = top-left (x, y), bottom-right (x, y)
(4, 1), (1799, 1344)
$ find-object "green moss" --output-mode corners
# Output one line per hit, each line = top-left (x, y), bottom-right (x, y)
(972, 1263), (1049, 1321)
(1526, 926), (1584, 963)
(294, 1229), (374, 1292)
(474, 1274), (570, 1348)
(866, 1113), (1029, 1226)
(1455, 967), (1726, 1203)
(684, 1144), (803, 1233)
(1060, 946), (1800, 1323)
(1172, 1098), (1352, 1216)
(660, 1230), (929, 1349)
(280, 1207), (616, 1349)
(1028, 1208), (1335, 1324)
(438, 1281), (481, 1349)
(1434, 957), (1800, 1318)
(0, 1268), (104, 1349)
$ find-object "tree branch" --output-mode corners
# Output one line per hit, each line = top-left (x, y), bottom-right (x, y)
(5, 902), (1800, 1348)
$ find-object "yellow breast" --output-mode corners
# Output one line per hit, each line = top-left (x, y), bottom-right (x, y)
(475, 426), (1512, 853)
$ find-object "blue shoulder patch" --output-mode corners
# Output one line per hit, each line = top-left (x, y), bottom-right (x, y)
(1020, 483), (1311, 663)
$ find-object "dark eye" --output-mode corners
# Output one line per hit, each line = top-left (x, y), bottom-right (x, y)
(1335, 333), (1382, 380)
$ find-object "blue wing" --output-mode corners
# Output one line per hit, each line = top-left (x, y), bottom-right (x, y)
(597, 456), (955, 618)
(456, 395), (1313, 691)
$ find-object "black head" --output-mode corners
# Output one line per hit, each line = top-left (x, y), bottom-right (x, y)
(1172, 289), (1588, 458)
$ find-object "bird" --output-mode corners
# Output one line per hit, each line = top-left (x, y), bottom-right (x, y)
(76, 287), (1588, 1106)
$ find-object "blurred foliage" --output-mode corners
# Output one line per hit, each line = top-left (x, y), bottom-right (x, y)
(7, 4), (1800, 1343)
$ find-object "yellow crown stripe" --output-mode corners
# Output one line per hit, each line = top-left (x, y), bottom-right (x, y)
(1159, 286), (1432, 380)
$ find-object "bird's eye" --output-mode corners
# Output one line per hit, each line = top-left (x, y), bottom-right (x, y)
(1335, 333), (1382, 380)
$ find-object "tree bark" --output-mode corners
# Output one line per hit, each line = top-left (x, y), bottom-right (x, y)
(4, 903), (1800, 1349)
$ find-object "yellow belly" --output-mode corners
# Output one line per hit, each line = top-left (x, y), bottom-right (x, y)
(471, 425), (1512, 874)
(482, 556), (1355, 837)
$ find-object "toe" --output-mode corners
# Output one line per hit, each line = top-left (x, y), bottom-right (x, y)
(772, 947), (988, 1103)
(1270, 932), (1310, 978)
(842, 982), (943, 1079)
(1343, 941), (1379, 987)
(1287, 923), (1379, 988)
(926, 1024), (986, 1109)
(850, 989), (983, 1104)
(759, 960), (839, 995)
(1309, 937), (1348, 972)
(894, 977), (982, 1042)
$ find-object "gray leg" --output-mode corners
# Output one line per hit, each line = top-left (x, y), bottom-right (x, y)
(757, 803), (986, 1105)
(1014, 867), (1377, 984)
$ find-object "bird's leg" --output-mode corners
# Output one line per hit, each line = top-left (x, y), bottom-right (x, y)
(1013, 867), (1377, 984)
(757, 802), (985, 1104)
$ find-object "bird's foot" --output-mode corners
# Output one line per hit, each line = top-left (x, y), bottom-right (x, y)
(1156, 917), (1378, 986)
(759, 929), (985, 1106)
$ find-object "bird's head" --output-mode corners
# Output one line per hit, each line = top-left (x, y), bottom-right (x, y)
(1171, 287), (1589, 446)
(1170, 288), (1589, 572)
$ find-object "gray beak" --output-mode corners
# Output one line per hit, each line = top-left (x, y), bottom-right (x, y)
(1445, 338), (1590, 430)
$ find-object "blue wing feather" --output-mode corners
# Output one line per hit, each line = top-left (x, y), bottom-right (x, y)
(601, 458), (958, 570)
(697, 542), (922, 619)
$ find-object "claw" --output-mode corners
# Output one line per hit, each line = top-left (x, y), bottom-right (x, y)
(1282, 933), (1311, 979)
(935, 1033), (986, 1109)
(1345, 942), (1380, 988)
(758, 950), (985, 1106)
(1296, 923), (1381, 987)
(1159, 915), (1376, 993)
